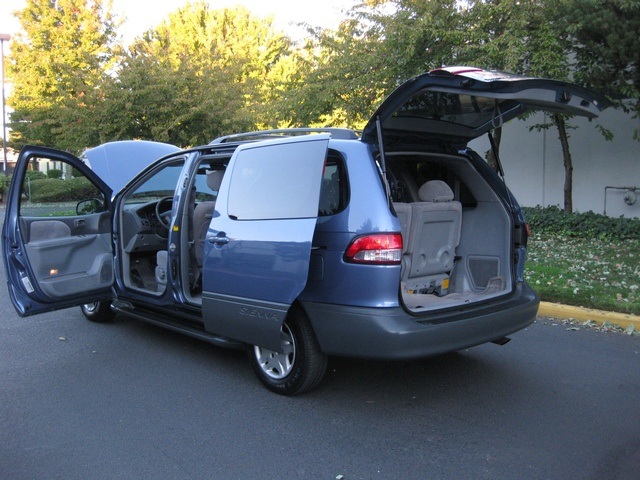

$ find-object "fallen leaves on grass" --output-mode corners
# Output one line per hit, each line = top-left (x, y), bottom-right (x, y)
(526, 234), (640, 315)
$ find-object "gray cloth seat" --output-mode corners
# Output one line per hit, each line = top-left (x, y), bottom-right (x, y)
(159, 169), (225, 292)
(393, 202), (412, 276)
(393, 202), (412, 252)
(402, 180), (461, 294)
(192, 170), (225, 269)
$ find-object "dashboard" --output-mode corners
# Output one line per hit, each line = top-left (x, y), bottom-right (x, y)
(121, 200), (169, 253)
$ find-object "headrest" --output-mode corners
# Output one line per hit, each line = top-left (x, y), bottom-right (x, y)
(206, 170), (224, 191)
(418, 180), (454, 202)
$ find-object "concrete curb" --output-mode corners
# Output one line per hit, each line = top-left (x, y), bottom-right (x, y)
(538, 301), (640, 331)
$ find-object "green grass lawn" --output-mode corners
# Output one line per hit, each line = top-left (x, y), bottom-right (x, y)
(525, 234), (640, 315)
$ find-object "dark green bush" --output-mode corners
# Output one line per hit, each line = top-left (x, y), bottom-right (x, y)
(523, 206), (640, 241)
(46, 168), (63, 179)
(0, 173), (7, 196)
(25, 170), (47, 181)
(27, 177), (100, 202)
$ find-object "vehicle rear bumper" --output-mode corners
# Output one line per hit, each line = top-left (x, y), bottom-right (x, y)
(303, 282), (539, 360)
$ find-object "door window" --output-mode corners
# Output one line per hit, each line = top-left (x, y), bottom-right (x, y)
(227, 141), (325, 220)
(19, 163), (106, 218)
(12, 156), (113, 302)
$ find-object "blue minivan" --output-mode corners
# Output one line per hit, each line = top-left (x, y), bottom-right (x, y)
(2, 67), (610, 394)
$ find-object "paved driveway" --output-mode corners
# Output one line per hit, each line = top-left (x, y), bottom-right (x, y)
(1, 205), (639, 479)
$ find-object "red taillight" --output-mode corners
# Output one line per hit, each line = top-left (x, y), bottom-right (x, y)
(344, 234), (403, 265)
(525, 223), (531, 237)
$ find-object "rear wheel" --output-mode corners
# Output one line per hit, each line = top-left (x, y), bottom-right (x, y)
(81, 301), (115, 323)
(249, 307), (327, 395)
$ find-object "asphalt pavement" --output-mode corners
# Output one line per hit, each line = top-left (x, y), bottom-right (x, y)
(1, 205), (639, 479)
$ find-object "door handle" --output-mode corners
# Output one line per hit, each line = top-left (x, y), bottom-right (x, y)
(209, 234), (230, 246)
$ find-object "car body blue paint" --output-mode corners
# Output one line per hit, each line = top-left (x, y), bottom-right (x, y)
(3, 68), (611, 364)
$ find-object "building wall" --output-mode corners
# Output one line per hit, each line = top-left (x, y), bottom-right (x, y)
(37, 158), (66, 173)
(469, 108), (640, 218)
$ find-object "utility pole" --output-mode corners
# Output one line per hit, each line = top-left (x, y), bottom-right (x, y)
(1, 33), (11, 173)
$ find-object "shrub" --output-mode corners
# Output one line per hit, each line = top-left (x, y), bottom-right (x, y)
(523, 206), (640, 242)
(46, 168), (63, 179)
(0, 173), (7, 197)
(25, 170), (47, 181)
(27, 177), (100, 202)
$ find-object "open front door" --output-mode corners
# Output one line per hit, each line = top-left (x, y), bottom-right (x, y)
(201, 134), (329, 350)
(2, 146), (114, 316)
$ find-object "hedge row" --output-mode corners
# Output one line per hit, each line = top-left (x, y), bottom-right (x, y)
(1, 171), (64, 197)
(0, 173), (8, 196)
(523, 206), (640, 242)
(27, 177), (100, 202)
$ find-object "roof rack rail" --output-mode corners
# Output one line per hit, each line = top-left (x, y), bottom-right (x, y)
(209, 127), (359, 144)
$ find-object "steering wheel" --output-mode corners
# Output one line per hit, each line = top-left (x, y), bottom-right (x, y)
(155, 196), (174, 229)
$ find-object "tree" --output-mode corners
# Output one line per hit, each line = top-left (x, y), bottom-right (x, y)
(564, 0), (640, 140)
(289, 0), (463, 129)
(7, 0), (119, 153)
(97, 2), (293, 146)
(457, 0), (589, 213)
(307, 0), (615, 213)
(282, 18), (387, 128)
(357, 0), (464, 78)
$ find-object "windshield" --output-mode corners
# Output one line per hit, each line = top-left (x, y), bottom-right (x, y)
(126, 161), (185, 204)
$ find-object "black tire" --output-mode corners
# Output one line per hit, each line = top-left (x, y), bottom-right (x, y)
(80, 301), (115, 323)
(248, 307), (328, 396)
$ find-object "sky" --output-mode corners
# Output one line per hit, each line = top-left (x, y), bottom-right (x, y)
(0, 0), (357, 48)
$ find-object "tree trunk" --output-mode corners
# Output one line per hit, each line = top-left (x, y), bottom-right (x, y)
(554, 114), (573, 214)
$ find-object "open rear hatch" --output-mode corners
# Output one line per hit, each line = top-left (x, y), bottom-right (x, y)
(361, 67), (611, 313)
(362, 66), (611, 149)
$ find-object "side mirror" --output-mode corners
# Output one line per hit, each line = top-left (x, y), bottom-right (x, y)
(76, 198), (104, 215)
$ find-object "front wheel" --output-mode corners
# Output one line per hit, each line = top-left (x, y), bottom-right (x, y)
(249, 307), (327, 395)
(81, 301), (115, 323)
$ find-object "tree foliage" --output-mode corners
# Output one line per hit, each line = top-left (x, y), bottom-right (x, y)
(287, 0), (464, 129)
(8, 0), (294, 151)
(458, 0), (582, 212)
(279, 19), (386, 129)
(7, 0), (119, 152)
(96, 2), (293, 146)
(564, 0), (640, 138)
(6, 0), (635, 194)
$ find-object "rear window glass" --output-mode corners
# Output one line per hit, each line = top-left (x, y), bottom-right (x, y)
(387, 159), (477, 208)
(318, 151), (349, 217)
(395, 90), (519, 129)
